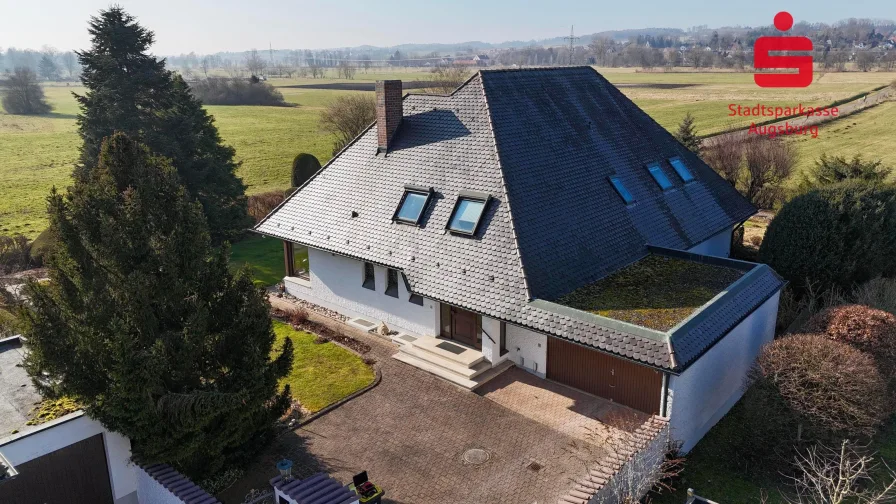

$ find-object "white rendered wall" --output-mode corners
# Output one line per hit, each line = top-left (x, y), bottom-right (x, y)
(0, 412), (137, 504)
(686, 226), (733, 257)
(667, 292), (780, 452)
(285, 248), (438, 336)
(481, 316), (510, 366)
(136, 465), (188, 504)
(506, 324), (547, 377)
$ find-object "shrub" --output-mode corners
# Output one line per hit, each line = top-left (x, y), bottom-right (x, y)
(29, 228), (54, 266)
(287, 307), (309, 327)
(759, 181), (896, 295)
(0, 234), (34, 274)
(190, 77), (288, 106)
(805, 304), (896, 387)
(247, 191), (285, 224)
(291, 153), (321, 188)
(798, 154), (891, 191)
(746, 333), (888, 443)
(1, 67), (52, 115)
(853, 278), (896, 316)
(0, 308), (20, 338)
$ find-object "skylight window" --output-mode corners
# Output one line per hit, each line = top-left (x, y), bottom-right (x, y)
(609, 177), (634, 204)
(669, 158), (694, 182)
(447, 195), (488, 235)
(647, 164), (673, 190)
(393, 188), (431, 225)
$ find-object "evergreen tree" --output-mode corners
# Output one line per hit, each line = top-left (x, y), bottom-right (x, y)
(74, 7), (250, 243)
(21, 133), (293, 478)
(674, 112), (702, 155)
(798, 154), (891, 190)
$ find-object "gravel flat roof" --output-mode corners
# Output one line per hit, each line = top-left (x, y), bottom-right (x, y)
(0, 337), (42, 437)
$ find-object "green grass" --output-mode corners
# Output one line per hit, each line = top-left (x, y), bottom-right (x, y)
(272, 320), (374, 413)
(555, 255), (744, 331)
(229, 234), (285, 287)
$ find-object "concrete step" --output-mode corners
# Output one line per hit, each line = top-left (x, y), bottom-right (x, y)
(410, 336), (485, 368)
(399, 344), (491, 379)
(393, 352), (480, 389)
(390, 333), (418, 347)
(470, 360), (515, 390)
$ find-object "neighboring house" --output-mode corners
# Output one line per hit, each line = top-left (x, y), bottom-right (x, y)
(255, 67), (784, 452)
(473, 54), (490, 66)
(0, 336), (220, 504)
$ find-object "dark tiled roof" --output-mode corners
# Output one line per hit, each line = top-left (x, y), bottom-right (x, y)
(271, 473), (357, 504)
(140, 463), (221, 504)
(256, 67), (769, 371)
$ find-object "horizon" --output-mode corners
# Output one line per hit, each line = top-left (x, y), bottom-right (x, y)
(3, 0), (895, 55)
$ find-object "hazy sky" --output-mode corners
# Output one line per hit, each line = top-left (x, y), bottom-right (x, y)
(4, 0), (895, 55)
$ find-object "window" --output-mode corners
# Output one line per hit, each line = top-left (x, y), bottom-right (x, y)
(647, 163), (673, 190)
(393, 188), (431, 225)
(609, 176), (634, 204)
(385, 269), (399, 298)
(499, 322), (508, 356)
(362, 262), (375, 290)
(669, 157), (694, 182)
(447, 196), (488, 235)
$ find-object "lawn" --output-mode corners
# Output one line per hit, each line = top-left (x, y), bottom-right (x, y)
(2, 71), (894, 239)
(229, 234), (284, 287)
(271, 319), (374, 413)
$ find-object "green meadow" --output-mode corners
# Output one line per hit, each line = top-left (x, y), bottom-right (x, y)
(1, 69), (894, 238)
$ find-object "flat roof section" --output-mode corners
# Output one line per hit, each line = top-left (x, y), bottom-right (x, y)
(553, 254), (745, 331)
(0, 337), (42, 437)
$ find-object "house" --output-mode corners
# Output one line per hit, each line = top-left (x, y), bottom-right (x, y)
(473, 54), (490, 66)
(0, 335), (221, 504)
(255, 67), (784, 452)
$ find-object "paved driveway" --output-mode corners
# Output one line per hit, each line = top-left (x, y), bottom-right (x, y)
(223, 311), (609, 504)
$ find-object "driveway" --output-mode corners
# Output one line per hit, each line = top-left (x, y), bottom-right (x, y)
(223, 308), (616, 504)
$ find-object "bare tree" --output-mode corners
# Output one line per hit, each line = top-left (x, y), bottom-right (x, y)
(244, 49), (266, 76)
(200, 56), (211, 77)
(702, 136), (745, 186)
(61, 52), (77, 80)
(308, 62), (324, 79)
(742, 136), (796, 208)
(426, 65), (471, 94)
(785, 440), (896, 504)
(337, 61), (356, 79)
(319, 94), (376, 155)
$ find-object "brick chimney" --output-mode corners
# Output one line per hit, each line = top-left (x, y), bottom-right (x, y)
(376, 80), (402, 152)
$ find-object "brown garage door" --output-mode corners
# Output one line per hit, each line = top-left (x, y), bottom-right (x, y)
(0, 433), (114, 504)
(547, 337), (662, 414)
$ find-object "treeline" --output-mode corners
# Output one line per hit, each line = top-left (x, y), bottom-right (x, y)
(0, 47), (81, 81)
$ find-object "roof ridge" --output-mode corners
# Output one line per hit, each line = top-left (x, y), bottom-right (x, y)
(478, 72), (532, 301)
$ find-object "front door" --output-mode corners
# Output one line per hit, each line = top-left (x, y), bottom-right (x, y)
(441, 305), (481, 349)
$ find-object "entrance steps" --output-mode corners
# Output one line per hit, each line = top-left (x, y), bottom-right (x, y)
(392, 334), (513, 390)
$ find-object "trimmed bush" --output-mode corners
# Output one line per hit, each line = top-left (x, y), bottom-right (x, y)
(29, 228), (54, 266)
(189, 77), (287, 106)
(805, 304), (896, 388)
(746, 333), (888, 442)
(291, 153), (321, 189)
(758, 181), (896, 294)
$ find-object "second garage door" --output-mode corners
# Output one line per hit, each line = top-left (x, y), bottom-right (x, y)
(546, 337), (662, 414)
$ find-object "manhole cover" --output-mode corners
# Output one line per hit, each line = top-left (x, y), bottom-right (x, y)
(527, 461), (543, 472)
(463, 448), (490, 465)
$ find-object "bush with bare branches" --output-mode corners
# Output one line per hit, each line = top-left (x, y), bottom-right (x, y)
(319, 94), (376, 155)
(701, 135), (796, 208)
(428, 65), (472, 94)
(785, 440), (896, 504)
(247, 191), (285, 224)
(852, 278), (896, 316)
(747, 334), (888, 442)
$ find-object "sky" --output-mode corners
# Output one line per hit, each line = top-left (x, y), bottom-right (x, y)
(3, 0), (895, 55)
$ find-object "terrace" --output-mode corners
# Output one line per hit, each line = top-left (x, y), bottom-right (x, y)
(555, 254), (745, 331)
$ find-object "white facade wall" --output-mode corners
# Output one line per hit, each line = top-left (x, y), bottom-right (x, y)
(667, 291), (780, 452)
(0, 412), (137, 504)
(686, 226), (733, 257)
(135, 466), (187, 504)
(481, 316), (510, 366)
(285, 248), (439, 336)
(505, 324), (547, 377)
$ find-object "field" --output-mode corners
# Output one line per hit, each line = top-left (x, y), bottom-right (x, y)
(1, 69), (894, 238)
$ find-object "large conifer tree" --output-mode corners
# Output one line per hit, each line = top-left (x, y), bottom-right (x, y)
(74, 7), (249, 243)
(22, 133), (292, 477)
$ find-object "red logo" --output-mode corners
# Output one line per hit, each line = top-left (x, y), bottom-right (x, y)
(753, 12), (813, 88)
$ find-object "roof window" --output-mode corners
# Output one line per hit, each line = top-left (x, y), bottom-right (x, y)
(609, 177), (634, 204)
(447, 194), (488, 235)
(669, 158), (694, 182)
(647, 163), (673, 190)
(393, 187), (432, 225)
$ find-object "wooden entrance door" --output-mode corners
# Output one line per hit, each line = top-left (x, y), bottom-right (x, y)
(546, 337), (662, 414)
(441, 305), (481, 349)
